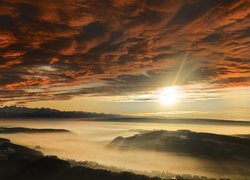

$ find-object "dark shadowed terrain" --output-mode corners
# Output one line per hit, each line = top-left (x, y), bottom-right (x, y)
(0, 138), (162, 180)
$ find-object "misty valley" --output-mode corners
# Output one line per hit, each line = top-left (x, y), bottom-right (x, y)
(1, 119), (250, 180)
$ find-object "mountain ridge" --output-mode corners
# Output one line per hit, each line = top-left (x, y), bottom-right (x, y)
(0, 106), (119, 119)
(0, 106), (249, 126)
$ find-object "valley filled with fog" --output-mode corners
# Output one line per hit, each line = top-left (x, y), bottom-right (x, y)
(1, 119), (250, 179)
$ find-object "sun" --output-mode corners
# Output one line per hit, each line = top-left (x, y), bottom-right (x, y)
(159, 86), (181, 106)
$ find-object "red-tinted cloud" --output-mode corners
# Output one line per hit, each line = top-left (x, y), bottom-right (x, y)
(0, 0), (249, 104)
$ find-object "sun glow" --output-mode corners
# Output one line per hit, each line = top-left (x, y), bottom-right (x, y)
(159, 86), (181, 106)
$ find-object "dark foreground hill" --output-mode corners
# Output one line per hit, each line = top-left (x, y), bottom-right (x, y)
(0, 138), (161, 180)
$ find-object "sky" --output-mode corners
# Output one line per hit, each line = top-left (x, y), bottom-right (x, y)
(0, 0), (250, 120)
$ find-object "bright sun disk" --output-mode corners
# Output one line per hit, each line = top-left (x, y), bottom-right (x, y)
(159, 86), (181, 106)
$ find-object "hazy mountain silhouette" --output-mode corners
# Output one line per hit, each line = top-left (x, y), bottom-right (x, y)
(110, 130), (250, 161)
(0, 127), (71, 134)
(1, 106), (250, 127)
(0, 106), (119, 119)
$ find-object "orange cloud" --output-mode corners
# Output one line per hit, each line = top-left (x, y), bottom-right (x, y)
(0, 0), (249, 104)
(0, 60), (22, 68)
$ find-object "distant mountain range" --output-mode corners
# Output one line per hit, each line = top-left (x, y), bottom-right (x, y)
(0, 106), (119, 119)
(0, 106), (249, 126)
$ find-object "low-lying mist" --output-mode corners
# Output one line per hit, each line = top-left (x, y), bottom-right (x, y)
(1, 119), (250, 179)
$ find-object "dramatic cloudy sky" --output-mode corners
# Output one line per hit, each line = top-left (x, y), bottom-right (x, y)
(0, 0), (249, 120)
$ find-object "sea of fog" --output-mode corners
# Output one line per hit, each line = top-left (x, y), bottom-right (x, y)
(1, 119), (250, 178)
